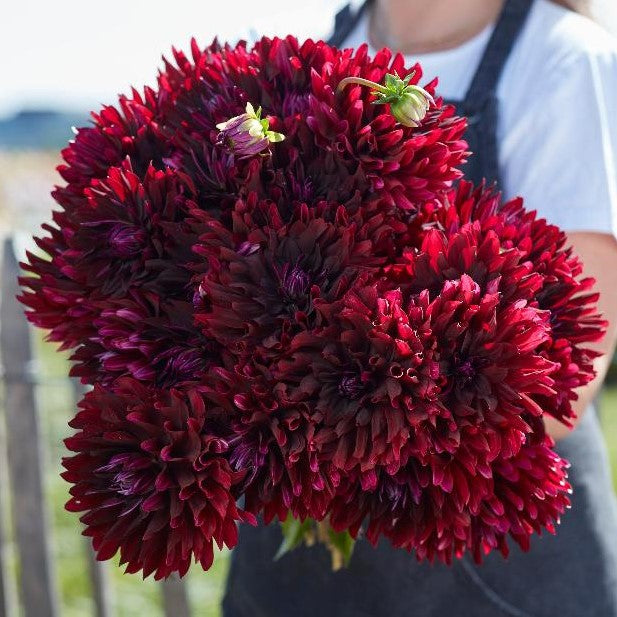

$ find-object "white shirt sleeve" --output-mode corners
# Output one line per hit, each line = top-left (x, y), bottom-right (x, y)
(499, 43), (617, 237)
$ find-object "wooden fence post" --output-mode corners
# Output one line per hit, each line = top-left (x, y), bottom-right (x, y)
(83, 539), (114, 617)
(0, 395), (12, 617)
(0, 237), (59, 617)
(161, 575), (191, 617)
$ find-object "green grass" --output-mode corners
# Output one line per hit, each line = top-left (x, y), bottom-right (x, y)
(3, 332), (617, 616)
(600, 386), (617, 491)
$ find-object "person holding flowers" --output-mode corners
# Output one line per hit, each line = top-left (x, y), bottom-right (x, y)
(17, 0), (617, 614)
(223, 1), (617, 615)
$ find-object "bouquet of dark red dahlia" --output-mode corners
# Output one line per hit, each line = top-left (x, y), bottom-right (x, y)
(20, 36), (605, 579)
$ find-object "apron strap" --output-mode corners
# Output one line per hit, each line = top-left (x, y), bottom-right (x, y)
(464, 0), (534, 108)
(327, 1), (372, 47)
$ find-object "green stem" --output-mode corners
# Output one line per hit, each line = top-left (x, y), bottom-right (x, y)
(336, 76), (388, 95)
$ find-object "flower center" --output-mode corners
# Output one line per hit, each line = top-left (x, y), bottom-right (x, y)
(112, 470), (139, 495)
(282, 92), (311, 116)
(454, 356), (487, 387)
(110, 466), (151, 497)
(229, 441), (268, 471)
(279, 263), (311, 300)
(288, 176), (314, 202)
(383, 480), (407, 508)
(457, 360), (475, 380)
(338, 374), (365, 399)
(228, 434), (269, 488)
(108, 224), (145, 257)
(161, 348), (204, 386)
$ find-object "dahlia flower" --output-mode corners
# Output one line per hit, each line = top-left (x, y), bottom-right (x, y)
(192, 197), (388, 356)
(62, 378), (254, 579)
(19, 36), (604, 577)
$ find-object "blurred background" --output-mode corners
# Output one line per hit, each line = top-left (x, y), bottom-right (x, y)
(0, 1), (616, 616)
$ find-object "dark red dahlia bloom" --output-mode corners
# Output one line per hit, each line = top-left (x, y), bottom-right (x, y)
(68, 293), (212, 387)
(276, 271), (555, 480)
(204, 363), (339, 523)
(18, 90), (170, 349)
(62, 378), (254, 579)
(391, 234), (558, 435)
(192, 197), (389, 356)
(276, 286), (427, 478)
(329, 436), (570, 565)
(411, 181), (606, 425)
(56, 89), (169, 208)
(304, 42), (467, 203)
(20, 161), (203, 383)
(57, 161), (197, 296)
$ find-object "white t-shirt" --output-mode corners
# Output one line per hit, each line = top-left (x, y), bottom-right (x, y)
(342, 0), (617, 237)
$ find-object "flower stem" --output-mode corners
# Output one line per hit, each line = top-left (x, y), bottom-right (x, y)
(336, 76), (389, 95)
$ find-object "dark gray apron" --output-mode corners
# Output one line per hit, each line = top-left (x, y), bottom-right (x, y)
(223, 2), (617, 615)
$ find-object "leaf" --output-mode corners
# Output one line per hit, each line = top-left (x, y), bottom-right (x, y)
(266, 130), (286, 143)
(326, 526), (356, 570)
(274, 516), (314, 560)
(274, 517), (356, 571)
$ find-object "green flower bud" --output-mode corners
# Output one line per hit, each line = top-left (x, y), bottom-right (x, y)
(216, 103), (284, 158)
(389, 88), (433, 127)
(337, 71), (435, 128)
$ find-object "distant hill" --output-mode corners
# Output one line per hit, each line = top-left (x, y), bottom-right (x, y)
(0, 109), (89, 150)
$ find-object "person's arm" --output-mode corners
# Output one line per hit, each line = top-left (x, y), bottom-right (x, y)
(544, 231), (617, 441)
(496, 26), (617, 442)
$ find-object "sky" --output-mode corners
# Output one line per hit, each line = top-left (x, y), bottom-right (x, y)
(1, 0), (616, 120)
(0, 0), (338, 119)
